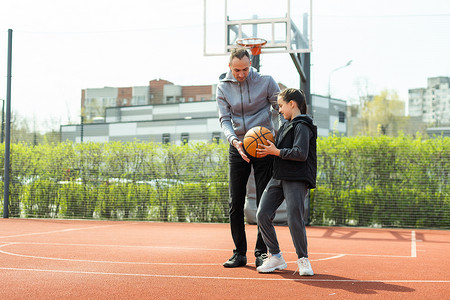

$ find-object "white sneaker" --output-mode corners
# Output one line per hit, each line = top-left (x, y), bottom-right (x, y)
(256, 253), (287, 273)
(297, 257), (314, 276)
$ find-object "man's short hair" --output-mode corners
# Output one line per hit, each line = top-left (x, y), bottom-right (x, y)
(229, 48), (250, 65)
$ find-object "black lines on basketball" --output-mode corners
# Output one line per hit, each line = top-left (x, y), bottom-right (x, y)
(243, 126), (274, 158)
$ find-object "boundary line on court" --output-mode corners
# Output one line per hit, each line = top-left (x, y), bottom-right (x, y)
(0, 226), (419, 272)
(1, 266), (449, 283)
(0, 241), (416, 257)
(0, 241), (416, 264)
(0, 223), (125, 239)
(0, 223), (419, 260)
(0, 242), (345, 265)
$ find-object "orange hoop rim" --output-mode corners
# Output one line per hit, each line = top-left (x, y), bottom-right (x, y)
(236, 38), (267, 55)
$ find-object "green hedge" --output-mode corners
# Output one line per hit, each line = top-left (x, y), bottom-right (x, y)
(0, 141), (229, 222)
(0, 135), (449, 228)
(312, 134), (450, 228)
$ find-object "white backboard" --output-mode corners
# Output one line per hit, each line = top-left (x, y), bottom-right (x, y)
(204, 0), (312, 56)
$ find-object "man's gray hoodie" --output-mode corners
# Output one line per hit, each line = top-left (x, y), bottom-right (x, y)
(216, 67), (281, 144)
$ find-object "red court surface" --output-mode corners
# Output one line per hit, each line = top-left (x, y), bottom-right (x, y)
(0, 219), (449, 299)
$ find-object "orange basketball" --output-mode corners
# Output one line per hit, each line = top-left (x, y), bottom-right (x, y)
(243, 126), (275, 158)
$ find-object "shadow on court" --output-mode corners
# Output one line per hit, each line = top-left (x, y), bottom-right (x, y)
(278, 273), (415, 295)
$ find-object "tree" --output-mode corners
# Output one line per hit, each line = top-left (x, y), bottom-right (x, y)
(360, 89), (406, 136)
(5, 112), (60, 145)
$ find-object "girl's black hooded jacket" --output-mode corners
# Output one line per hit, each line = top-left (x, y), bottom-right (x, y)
(273, 114), (317, 188)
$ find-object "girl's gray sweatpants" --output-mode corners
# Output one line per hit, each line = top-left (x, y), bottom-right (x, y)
(256, 178), (309, 259)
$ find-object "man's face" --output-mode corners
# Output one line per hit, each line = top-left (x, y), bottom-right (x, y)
(229, 56), (251, 83)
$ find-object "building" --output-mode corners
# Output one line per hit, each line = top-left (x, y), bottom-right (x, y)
(426, 127), (450, 138)
(409, 76), (450, 126)
(81, 79), (217, 122)
(62, 101), (223, 144)
(311, 94), (347, 136)
(64, 78), (349, 143)
(62, 91), (348, 144)
(82, 86), (150, 121)
(148, 79), (215, 104)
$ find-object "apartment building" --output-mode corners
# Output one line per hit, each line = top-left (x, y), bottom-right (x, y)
(409, 76), (450, 126)
(82, 86), (150, 120)
(82, 79), (217, 122)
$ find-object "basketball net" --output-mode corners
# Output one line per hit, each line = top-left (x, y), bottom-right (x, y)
(236, 38), (267, 56)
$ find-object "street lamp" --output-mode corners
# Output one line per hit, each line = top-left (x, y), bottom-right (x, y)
(328, 60), (353, 98)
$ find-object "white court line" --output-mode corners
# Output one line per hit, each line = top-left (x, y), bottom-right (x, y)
(0, 241), (231, 251)
(0, 241), (414, 266)
(0, 242), (415, 258)
(0, 223), (418, 259)
(1, 267), (449, 283)
(0, 248), (345, 265)
(309, 254), (346, 262)
(0, 223), (124, 239)
(0, 243), (219, 266)
(0, 243), (343, 265)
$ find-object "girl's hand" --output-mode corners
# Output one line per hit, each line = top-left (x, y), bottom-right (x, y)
(256, 140), (280, 157)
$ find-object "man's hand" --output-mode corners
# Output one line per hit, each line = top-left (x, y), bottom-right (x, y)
(232, 139), (250, 163)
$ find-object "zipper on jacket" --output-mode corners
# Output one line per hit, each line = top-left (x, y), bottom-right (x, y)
(246, 80), (251, 103)
(239, 83), (247, 133)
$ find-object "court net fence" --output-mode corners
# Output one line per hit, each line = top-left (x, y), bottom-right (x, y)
(1, 135), (449, 229)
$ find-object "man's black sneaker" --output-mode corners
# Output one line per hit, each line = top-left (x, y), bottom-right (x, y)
(255, 253), (268, 267)
(223, 253), (247, 268)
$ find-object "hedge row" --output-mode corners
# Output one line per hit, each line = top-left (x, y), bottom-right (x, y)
(0, 135), (449, 228)
(10, 180), (229, 223)
(1, 142), (229, 222)
(313, 134), (449, 228)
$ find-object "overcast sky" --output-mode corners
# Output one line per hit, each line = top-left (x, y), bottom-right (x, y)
(0, 0), (449, 131)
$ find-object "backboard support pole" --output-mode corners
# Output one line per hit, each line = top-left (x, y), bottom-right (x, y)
(251, 55), (260, 72)
(290, 53), (306, 82)
(301, 53), (311, 115)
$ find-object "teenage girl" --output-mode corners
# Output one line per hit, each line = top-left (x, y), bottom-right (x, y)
(255, 88), (317, 275)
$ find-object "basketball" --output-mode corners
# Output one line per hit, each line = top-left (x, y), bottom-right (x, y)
(243, 126), (275, 158)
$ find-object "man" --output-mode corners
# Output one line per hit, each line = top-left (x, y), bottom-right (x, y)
(216, 48), (281, 268)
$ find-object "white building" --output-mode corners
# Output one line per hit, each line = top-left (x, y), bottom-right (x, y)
(82, 86), (150, 120)
(62, 101), (223, 144)
(311, 95), (347, 136)
(409, 77), (450, 126)
(62, 94), (348, 144)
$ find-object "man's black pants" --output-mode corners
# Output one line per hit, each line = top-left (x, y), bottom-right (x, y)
(228, 145), (272, 257)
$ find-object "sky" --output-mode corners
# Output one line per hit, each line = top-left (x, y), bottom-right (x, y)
(0, 0), (449, 132)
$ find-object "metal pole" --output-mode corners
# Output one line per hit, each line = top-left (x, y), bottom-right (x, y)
(300, 52), (312, 226)
(1, 99), (4, 143)
(300, 53), (311, 113)
(251, 54), (260, 72)
(3, 29), (13, 218)
(80, 116), (84, 143)
(301, 13), (312, 225)
(251, 15), (260, 72)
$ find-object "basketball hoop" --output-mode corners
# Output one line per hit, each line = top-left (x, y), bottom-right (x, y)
(236, 38), (267, 56)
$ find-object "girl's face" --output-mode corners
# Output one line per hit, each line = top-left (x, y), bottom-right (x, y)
(277, 95), (294, 121)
